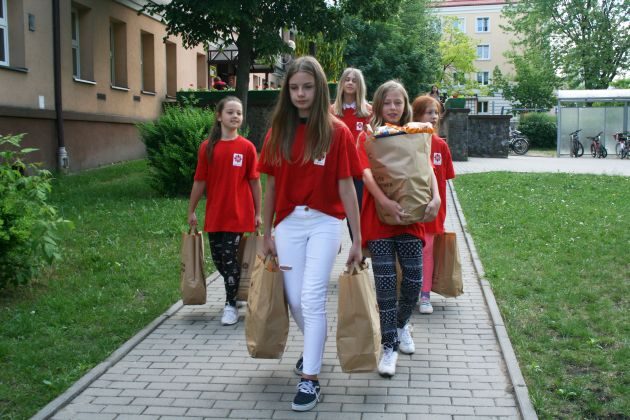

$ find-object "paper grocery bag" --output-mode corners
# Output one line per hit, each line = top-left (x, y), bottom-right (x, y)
(432, 232), (463, 298)
(236, 232), (264, 301)
(336, 263), (381, 373)
(180, 229), (207, 305)
(365, 132), (433, 225)
(245, 255), (289, 359)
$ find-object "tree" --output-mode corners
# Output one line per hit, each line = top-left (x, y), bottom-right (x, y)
(492, 47), (560, 110)
(295, 33), (346, 82)
(143, 0), (402, 116)
(503, 0), (630, 89)
(438, 16), (477, 93)
(344, 0), (441, 98)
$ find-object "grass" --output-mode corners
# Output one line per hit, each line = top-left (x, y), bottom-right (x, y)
(454, 172), (629, 419)
(0, 160), (209, 419)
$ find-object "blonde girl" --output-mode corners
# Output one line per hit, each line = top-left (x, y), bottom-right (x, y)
(258, 56), (362, 412)
(187, 96), (262, 326)
(412, 95), (455, 314)
(356, 80), (441, 377)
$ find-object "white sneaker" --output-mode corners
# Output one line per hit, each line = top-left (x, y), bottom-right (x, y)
(221, 305), (239, 325)
(419, 298), (433, 314)
(397, 324), (415, 354)
(378, 346), (398, 377)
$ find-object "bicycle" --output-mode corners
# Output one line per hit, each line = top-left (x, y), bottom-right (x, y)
(569, 129), (584, 157)
(614, 131), (629, 159)
(508, 128), (529, 155)
(588, 131), (607, 158)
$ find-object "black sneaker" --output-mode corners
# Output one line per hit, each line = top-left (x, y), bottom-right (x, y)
(291, 379), (320, 411)
(294, 355), (303, 376)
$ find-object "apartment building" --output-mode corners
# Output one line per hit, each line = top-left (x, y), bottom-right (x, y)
(0, 0), (207, 171)
(431, 0), (515, 114)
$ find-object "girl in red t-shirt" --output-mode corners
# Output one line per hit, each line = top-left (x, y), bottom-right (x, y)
(412, 95), (455, 315)
(258, 56), (362, 412)
(330, 67), (372, 240)
(187, 96), (262, 326)
(357, 80), (441, 378)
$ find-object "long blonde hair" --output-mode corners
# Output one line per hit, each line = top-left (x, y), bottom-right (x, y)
(263, 56), (333, 165)
(332, 67), (370, 118)
(370, 80), (412, 128)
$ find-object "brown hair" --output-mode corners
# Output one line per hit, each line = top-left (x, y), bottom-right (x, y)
(206, 96), (242, 161)
(412, 95), (442, 130)
(370, 80), (412, 128)
(262, 56), (333, 165)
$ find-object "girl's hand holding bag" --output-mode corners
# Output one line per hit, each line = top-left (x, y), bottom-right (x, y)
(180, 228), (207, 305)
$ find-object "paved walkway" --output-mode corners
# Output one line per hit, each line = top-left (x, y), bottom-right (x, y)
(34, 155), (628, 419)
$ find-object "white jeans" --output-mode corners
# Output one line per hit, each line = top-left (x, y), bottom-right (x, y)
(274, 206), (342, 375)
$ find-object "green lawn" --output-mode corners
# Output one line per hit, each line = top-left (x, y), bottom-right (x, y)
(454, 173), (629, 419)
(0, 160), (206, 419)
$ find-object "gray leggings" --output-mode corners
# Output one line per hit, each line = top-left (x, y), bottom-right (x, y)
(367, 234), (423, 350)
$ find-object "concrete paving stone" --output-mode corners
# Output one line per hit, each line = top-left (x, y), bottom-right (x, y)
(432, 404), (476, 415)
(475, 406), (521, 416)
(452, 397), (496, 406)
(100, 404), (146, 414)
(184, 382), (226, 391)
(368, 378), (413, 388)
(131, 397), (175, 406)
(184, 407), (229, 417)
(229, 409), (274, 418)
(159, 389), (201, 399)
(129, 349), (164, 356)
(53, 413), (116, 420)
(384, 403), (430, 414)
(135, 374), (175, 383)
(125, 368), (166, 376)
(342, 403), (385, 412)
(238, 392), (284, 401)
(496, 397), (518, 406)
(430, 388), (472, 397)
(146, 382), (188, 390)
(91, 396), (134, 405)
(115, 415), (159, 420)
(57, 403), (105, 413)
(120, 389), (162, 398)
(82, 387), (123, 397)
(317, 413), (361, 420)
(272, 410), (318, 419)
(365, 395), (408, 404)
(212, 376), (253, 386)
(212, 399), (256, 409)
(108, 381), (150, 390)
(360, 414), (405, 420)
(171, 375), (209, 383)
(409, 396), (451, 405)
(169, 397), (216, 408)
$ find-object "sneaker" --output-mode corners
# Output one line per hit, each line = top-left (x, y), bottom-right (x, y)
(294, 354), (303, 376)
(397, 324), (415, 354)
(291, 379), (320, 411)
(419, 298), (433, 314)
(377, 346), (398, 377)
(221, 305), (238, 325)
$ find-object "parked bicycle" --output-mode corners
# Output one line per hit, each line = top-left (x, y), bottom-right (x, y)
(588, 131), (607, 158)
(569, 129), (584, 157)
(508, 128), (529, 155)
(614, 131), (629, 159)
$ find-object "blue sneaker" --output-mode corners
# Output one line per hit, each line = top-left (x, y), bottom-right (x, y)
(291, 379), (320, 411)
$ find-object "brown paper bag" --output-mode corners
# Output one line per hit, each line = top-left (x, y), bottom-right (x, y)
(180, 229), (207, 305)
(365, 132), (433, 225)
(432, 232), (463, 298)
(337, 263), (381, 373)
(245, 255), (289, 359)
(236, 233), (264, 301)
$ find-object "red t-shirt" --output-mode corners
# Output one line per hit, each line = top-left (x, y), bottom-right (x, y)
(357, 132), (427, 248)
(194, 136), (259, 233)
(339, 108), (371, 145)
(423, 134), (456, 234)
(258, 121), (362, 227)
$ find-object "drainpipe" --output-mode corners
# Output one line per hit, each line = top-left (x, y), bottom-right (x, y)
(52, 0), (69, 171)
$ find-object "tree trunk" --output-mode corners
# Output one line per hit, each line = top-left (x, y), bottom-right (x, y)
(235, 24), (254, 122)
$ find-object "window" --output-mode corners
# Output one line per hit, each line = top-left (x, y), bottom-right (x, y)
(477, 44), (490, 60)
(453, 72), (466, 85)
(477, 101), (489, 113)
(453, 17), (465, 32)
(0, 0), (9, 65)
(196, 53), (206, 89)
(476, 17), (490, 33)
(140, 31), (155, 92)
(477, 71), (489, 85)
(71, 8), (80, 77)
(165, 41), (177, 97)
(110, 19), (127, 88)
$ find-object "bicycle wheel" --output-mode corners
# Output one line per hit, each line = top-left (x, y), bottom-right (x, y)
(601, 147), (607, 158)
(513, 138), (529, 155)
(576, 142), (584, 157)
(591, 144), (596, 157)
(616, 143), (622, 157)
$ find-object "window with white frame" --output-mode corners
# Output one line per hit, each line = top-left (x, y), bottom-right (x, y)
(452, 17), (465, 32)
(477, 71), (489, 85)
(71, 8), (80, 77)
(477, 101), (489, 113)
(0, 0), (9, 66)
(476, 17), (490, 33)
(477, 44), (490, 60)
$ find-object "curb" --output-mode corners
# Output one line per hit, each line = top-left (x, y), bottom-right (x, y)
(32, 272), (222, 420)
(448, 180), (539, 420)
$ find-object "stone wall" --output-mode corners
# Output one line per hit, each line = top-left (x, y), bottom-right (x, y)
(467, 115), (511, 158)
(440, 109), (469, 161)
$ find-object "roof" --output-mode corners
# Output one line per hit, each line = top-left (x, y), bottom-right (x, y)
(432, 0), (509, 6)
(556, 89), (630, 102)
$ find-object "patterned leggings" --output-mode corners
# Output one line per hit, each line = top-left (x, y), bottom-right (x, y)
(367, 234), (423, 350)
(207, 232), (242, 307)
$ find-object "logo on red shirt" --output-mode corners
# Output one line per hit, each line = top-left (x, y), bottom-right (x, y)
(233, 153), (243, 167)
(356, 122), (364, 131)
(313, 154), (327, 166)
(433, 152), (442, 166)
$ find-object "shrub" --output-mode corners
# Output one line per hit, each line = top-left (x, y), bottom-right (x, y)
(138, 105), (215, 196)
(518, 112), (557, 149)
(0, 134), (72, 288)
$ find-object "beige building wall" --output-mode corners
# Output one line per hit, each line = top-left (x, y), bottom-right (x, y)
(0, 0), (207, 171)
